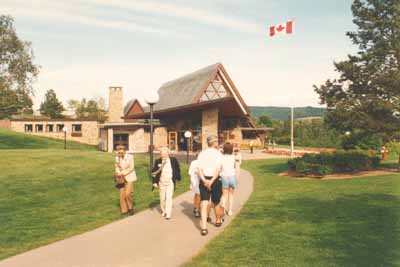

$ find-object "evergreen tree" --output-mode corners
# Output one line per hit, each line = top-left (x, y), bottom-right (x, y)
(40, 89), (64, 118)
(314, 0), (400, 145)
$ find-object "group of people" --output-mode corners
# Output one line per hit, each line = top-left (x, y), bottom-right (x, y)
(114, 134), (242, 236)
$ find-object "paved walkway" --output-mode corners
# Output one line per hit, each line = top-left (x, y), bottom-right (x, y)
(1, 170), (254, 267)
(241, 149), (290, 160)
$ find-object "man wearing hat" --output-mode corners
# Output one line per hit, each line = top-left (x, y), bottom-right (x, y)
(197, 135), (224, 236)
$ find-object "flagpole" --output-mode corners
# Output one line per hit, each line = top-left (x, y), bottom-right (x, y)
(290, 106), (294, 157)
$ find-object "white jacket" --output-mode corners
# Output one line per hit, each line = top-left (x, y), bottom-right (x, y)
(115, 154), (137, 182)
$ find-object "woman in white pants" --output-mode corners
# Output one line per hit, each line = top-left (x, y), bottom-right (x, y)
(152, 147), (181, 220)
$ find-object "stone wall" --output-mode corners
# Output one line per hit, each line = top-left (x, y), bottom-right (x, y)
(227, 127), (243, 146)
(10, 120), (99, 145)
(130, 128), (146, 152)
(0, 119), (11, 129)
(99, 129), (108, 151)
(201, 108), (219, 150)
(154, 127), (168, 149)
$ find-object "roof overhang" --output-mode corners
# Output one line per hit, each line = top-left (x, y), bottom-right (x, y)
(239, 127), (274, 131)
(100, 121), (163, 129)
(124, 96), (248, 119)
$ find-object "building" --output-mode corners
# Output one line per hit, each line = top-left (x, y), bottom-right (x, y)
(2, 118), (99, 145)
(100, 63), (269, 152)
(0, 63), (269, 151)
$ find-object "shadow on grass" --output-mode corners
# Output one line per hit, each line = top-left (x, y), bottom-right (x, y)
(267, 193), (400, 267)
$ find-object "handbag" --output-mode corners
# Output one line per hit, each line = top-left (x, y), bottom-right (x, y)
(114, 158), (126, 186)
(114, 174), (125, 186)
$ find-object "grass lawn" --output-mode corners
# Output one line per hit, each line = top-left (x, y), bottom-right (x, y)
(0, 149), (189, 260)
(185, 159), (400, 267)
(0, 128), (96, 150)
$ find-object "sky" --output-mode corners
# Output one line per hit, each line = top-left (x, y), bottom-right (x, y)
(2, 0), (357, 109)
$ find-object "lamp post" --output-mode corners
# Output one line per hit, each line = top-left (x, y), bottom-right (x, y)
(145, 95), (159, 179)
(184, 131), (192, 164)
(290, 106), (294, 157)
(62, 126), (68, 150)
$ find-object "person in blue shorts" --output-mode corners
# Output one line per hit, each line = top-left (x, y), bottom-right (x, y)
(220, 142), (237, 216)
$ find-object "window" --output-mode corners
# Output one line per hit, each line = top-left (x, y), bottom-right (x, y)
(199, 74), (230, 102)
(71, 124), (83, 137)
(35, 124), (43, 132)
(242, 130), (258, 140)
(56, 124), (64, 132)
(25, 124), (33, 132)
(72, 124), (82, 132)
(46, 124), (54, 132)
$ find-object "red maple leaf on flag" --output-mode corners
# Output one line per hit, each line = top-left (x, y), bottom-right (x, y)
(269, 20), (293, 37)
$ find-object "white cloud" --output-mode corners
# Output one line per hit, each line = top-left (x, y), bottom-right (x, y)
(83, 0), (264, 34)
(3, 0), (264, 35)
(32, 60), (327, 111)
(2, 0), (174, 35)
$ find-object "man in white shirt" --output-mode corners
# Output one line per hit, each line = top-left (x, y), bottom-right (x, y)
(197, 135), (223, 236)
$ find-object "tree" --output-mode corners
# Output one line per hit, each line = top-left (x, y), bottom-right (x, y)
(70, 97), (108, 122)
(40, 89), (64, 118)
(388, 142), (400, 171)
(314, 0), (400, 146)
(258, 115), (273, 127)
(0, 15), (38, 118)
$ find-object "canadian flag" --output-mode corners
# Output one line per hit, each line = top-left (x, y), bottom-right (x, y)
(269, 20), (293, 37)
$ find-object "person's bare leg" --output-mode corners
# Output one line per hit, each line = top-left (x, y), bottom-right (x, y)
(228, 188), (235, 214)
(207, 202), (212, 221)
(194, 194), (201, 211)
(214, 203), (221, 223)
(200, 200), (209, 230)
(221, 188), (229, 215)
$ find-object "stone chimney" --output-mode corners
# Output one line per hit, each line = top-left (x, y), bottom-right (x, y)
(108, 86), (124, 122)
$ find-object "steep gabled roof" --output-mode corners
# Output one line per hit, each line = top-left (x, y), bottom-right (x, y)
(125, 63), (250, 118)
(149, 63), (219, 112)
(123, 99), (144, 116)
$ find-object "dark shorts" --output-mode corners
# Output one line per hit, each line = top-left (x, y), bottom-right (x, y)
(199, 176), (222, 204)
(115, 183), (125, 189)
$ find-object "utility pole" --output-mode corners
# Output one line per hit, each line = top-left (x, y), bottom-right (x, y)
(290, 106), (294, 157)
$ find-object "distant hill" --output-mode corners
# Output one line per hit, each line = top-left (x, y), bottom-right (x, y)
(0, 128), (96, 150)
(249, 106), (326, 121)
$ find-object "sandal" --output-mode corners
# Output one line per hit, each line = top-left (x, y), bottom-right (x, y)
(201, 229), (208, 236)
(215, 218), (224, 227)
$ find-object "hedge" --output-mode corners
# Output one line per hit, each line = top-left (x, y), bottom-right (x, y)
(288, 150), (380, 177)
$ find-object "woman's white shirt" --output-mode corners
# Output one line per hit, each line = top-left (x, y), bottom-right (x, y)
(189, 159), (200, 185)
(221, 154), (236, 177)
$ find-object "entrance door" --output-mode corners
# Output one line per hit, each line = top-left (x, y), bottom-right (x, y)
(113, 134), (129, 150)
(168, 131), (178, 151)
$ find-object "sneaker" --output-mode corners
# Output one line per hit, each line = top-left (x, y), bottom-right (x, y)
(128, 209), (134, 216)
(194, 211), (201, 218)
(162, 212), (166, 217)
(207, 217), (212, 223)
(165, 217), (171, 220)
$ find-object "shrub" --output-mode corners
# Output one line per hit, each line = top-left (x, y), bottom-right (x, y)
(288, 150), (380, 177)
